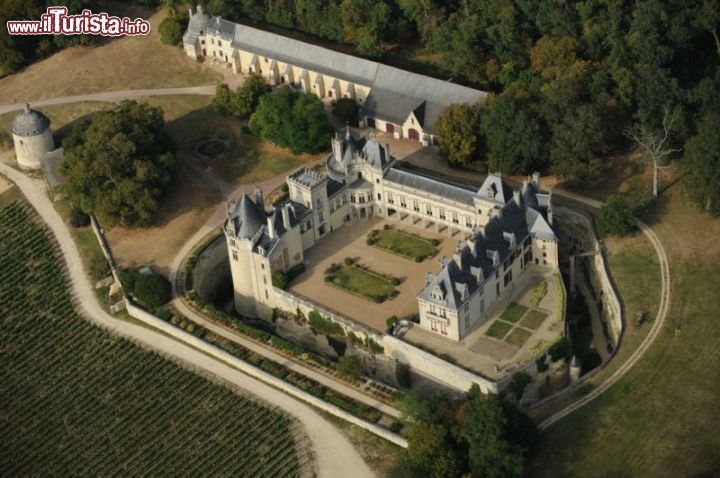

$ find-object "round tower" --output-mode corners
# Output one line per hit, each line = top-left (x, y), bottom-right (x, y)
(12, 104), (54, 170)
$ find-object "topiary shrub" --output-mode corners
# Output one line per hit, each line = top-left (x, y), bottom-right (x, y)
(134, 274), (171, 309)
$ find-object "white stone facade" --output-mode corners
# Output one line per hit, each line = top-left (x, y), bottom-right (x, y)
(224, 130), (559, 342)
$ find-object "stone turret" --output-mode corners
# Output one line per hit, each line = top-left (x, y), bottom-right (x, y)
(11, 104), (54, 170)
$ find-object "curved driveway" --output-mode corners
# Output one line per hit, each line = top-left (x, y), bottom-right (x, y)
(0, 163), (373, 478)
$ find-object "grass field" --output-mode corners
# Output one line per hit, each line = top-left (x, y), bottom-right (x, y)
(0, 200), (309, 477)
(522, 310), (549, 330)
(501, 303), (529, 323)
(326, 263), (398, 303)
(529, 185), (720, 477)
(0, 7), (220, 103)
(165, 101), (324, 185)
(485, 319), (513, 339)
(506, 327), (532, 347)
(368, 226), (439, 261)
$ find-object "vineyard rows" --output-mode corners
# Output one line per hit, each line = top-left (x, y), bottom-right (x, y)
(0, 202), (312, 477)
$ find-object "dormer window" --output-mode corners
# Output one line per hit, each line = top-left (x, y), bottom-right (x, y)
(487, 184), (497, 199)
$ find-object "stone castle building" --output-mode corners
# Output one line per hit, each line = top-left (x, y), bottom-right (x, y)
(11, 104), (55, 170)
(225, 129), (558, 342)
(183, 5), (486, 145)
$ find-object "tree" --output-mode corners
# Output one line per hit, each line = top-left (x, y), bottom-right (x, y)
(133, 274), (172, 309)
(550, 102), (606, 183)
(405, 422), (462, 478)
(459, 395), (526, 478)
(596, 196), (635, 237)
(682, 112), (720, 216)
(624, 107), (681, 197)
(433, 103), (484, 166)
(482, 95), (548, 175)
(396, 387), (434, 422)
(159, 11), (187, 46)
(332, 98), (360, 126)
(213, 74), (271, 118)
(337, 354), (363, 380)
(60, 101), (175, 228)
(250, 87), (332, 154)
(340, 0), (393, 57)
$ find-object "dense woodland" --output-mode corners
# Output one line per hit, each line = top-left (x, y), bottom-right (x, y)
(193, 0), (720, 214)
(3, 0), (719, 213)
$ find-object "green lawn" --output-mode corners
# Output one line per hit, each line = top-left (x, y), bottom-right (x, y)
(326, 264), (398, 303)
(505, 328), (532, 348)
(529, 187), (720, 478)
(368, 227), (439, 261)
(0, 201), (307, 476)
(521, 310), (549, 330)
(485, 320), (513, 339)
(500, 303), (529, 323)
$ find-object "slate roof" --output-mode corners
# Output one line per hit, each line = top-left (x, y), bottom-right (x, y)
(231, 24), (379, 86)
(185, 18), (486, 134)
(12, 104), (50, 137)
(186, 6), (210, 36)
(362, 64), (486, 132)
(229, 193), (266, 239)
(477, 172), (514, 206)
(418, 176), (557, 310)
(384, 167), (477, 206)
(327, 178), (346, 198)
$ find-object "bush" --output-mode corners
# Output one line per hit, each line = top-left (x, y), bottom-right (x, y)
(134, 274), (171, 309)
(213, 73), (272, 118)
(154, 307), (173, 321)
(159, 11), (187, 46)
(386, 315), (399, 329)
(509, 372), (532, 399)
(272, 271), (289, 289)
(430, 239), (440, 246)
(364, 336), (384, 354)
(89, 254), (110, 280)
(332, 98), (360, 126)
(390, 277), (400, 286)
(69, 206), (90, 227)
(383, 224), (391, 230)
(344, 257), (355, 266)
(597, 196), (635, 237)
(366, 238), (375, 245)
(414, 255), (423, 263)
(337, 354), (364, 380)
(372, 295), (384, 303)
(308, 310), (345, 337)
(549, 339), (570, 362)
(536, 354), (549, 373)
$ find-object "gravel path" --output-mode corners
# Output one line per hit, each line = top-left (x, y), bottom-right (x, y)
(0, 163), (373, 478)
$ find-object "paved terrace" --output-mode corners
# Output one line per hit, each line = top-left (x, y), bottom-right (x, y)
(402, 265), (562, 380)
(288, 218), (457, 332)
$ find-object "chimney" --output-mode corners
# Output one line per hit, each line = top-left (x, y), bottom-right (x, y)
(383, 143), (391, 162)
(196, 4), (203, 14)
(532, 172), (540, 189)
(255, 186), (263, 207)
(188, 6), (193, 17)
(281, 205), (291, 229)
(267, 215), (276, 238)
(513, 189), (521, 206)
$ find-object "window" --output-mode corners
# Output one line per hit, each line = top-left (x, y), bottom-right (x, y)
(465, 216), (472, 227)
(400, 196), (407, 208)
(232, 251), (238, 261)
(264, 57), (268, 63)
(263, 276), (267, 285)
(426, 204), (432, 216)
(376, 178), (380, 184)
(413, 199), (420, 212)
(261, 263), (265, 270)
(265, 290), (269, 299)
(431, 321), (438, 332)
(452, 212), (459, 224)
(387, 192), (394, 204)
(441, 324), (447, 335)
(377, 193), (381, 200)
(439, 208), (446, 220)
(465, 315), (470, 329)
(211, 39), (215, 45)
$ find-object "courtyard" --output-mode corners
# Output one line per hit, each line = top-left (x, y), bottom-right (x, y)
(288, 217), (456, 332)
(402, 264), (563, 380)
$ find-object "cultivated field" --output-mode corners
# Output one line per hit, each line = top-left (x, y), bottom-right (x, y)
(529, 184), (720, 477)
(0, 200), (310, 476)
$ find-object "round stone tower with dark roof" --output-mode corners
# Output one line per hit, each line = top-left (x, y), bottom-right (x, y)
(12, 104), (54, 170)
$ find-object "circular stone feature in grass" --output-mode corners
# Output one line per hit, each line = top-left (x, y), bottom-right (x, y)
(195, 138), (230, 158)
